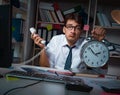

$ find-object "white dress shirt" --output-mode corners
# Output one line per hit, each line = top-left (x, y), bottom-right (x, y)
(46, 34), (87, 71)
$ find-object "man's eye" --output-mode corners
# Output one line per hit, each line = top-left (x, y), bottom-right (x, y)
(66, 26), (73, 29)
(68, 26), (73, 28)
(76, 27), (81, 29)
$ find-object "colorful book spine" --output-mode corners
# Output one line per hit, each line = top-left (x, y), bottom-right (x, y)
(39, 2), (62, 23)
(53, 2), (64, 22)
(50, 11), (59, 23)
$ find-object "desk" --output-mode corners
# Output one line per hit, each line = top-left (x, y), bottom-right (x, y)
(0, 78), (91, 95)
(0, 64), (120, 95)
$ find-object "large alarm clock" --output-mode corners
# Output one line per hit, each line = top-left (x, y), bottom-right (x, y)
(81, 39), (109, 67)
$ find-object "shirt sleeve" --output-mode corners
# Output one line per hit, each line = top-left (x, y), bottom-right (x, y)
(45, 36), (58, 68)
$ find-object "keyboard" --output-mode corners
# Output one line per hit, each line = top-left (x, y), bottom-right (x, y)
(6, 69), (83, 84)
(5, 68), (93, 92)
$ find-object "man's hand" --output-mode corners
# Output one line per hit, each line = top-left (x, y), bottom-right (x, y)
(31, 34), (45, 49)
(91, 26), (106, 41)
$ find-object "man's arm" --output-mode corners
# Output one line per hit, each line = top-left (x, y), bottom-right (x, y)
(39, 49), (50, 67)
(31, 34), (50, 67)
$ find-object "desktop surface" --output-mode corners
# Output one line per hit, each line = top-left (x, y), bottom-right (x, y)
(0, 78), (90, 95)
(0, 64), (120, 95)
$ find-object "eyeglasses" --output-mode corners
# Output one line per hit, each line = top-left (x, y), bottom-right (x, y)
(65, 25), (81, 31)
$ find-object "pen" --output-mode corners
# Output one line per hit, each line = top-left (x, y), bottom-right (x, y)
(55, 71), (59, 76)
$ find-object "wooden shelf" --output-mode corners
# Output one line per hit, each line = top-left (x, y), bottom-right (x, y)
(95, 25), (120, 30)
(37, 21), (64, 25)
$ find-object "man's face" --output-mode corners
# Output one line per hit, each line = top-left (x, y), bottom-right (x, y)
(63, 19), (82, 45)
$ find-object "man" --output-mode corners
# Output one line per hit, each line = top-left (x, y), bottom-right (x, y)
(31, 14), (106, 71)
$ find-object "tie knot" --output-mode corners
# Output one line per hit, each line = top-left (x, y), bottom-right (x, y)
(66, 45), (75, 50)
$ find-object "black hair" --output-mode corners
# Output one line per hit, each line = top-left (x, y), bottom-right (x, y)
(64, 14), (84, 29)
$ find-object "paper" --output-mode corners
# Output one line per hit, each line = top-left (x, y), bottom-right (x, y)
(46, 24), (52, 31)
(91, 79), (120, 89)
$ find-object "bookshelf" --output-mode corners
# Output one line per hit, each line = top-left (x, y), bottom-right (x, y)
(93, 0), (120, 65)
(32, 0), (91, 65)
(93, 0), (120, 28)
(93, 0), (120, 45)
(32, 0), (120, 65)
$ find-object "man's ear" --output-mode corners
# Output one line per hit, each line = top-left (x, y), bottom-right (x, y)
(63, 26), (66, 34)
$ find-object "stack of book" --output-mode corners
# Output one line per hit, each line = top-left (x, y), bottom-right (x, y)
(96, 12), (111, 27)
(63, 5), (93, 26)
(39, 2), (64, 23)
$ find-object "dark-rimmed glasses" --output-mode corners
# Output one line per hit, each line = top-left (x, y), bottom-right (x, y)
(65, 25), (81, 31)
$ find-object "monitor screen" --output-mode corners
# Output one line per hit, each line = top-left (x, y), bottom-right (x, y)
(0, 4), (12, 68)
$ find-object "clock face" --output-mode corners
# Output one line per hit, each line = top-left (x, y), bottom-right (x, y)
(81, 40), (109, 67)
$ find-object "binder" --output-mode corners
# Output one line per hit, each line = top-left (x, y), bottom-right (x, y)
(53, 2), (64, 22)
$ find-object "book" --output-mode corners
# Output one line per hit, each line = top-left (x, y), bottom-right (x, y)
(39, 2), (61, 23)
(112, 23), (120, 27)
(50, 11), (59, 23)
(39, 2), (54, 11)
(101, 13), (111, 27)
(41, 28), (47, 41)
(46, 10), (54, 22)
(44, 9), (51, 22)
(63, 5), (81, 15)
(39, 9), (47, 22)
(96, 12), (105, 26)
(52, 29), (58, 36)
(37, 28), (42, 37)
(56, 10), (64, 22)
(37, 27), (59, 43)
(47, 30), (52, 42)
(96, 12), (111, 27)
(53, 2), (64, 22)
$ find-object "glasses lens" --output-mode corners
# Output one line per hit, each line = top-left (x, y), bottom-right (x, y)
(75, 26), (81, 31)
(65, 25), (73, 30)
(65, 25), (81, 31)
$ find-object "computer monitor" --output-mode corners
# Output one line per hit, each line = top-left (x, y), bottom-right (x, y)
(0, 4), (12, 68)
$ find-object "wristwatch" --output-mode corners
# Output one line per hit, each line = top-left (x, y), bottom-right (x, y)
(81, 39), (109, 67)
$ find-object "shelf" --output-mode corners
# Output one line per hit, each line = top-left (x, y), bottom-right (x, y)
(32, 0), (120, 65)
(37, 21), (64, 25)
(104, 27), (120, 30)
(94, 25), (120, 30)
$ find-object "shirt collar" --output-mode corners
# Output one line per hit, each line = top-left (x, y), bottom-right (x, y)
(61, 35), (84, 48)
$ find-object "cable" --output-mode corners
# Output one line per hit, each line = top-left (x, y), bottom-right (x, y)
(12, 47), (48, 65)
(3, 81), (41, 95)
(12, 50), (41, 65)
(17, 50), (41, 65)
(12, 27), (47, 65)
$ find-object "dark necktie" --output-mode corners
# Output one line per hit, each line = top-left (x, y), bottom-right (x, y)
(64, 46), (74, 70)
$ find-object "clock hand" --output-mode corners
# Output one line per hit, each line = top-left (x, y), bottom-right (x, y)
(89, 47), (98, 56)
(96, 52), (101, 56)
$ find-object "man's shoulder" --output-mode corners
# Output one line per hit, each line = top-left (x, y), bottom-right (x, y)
(47, 34), (65, 48)
(52, 34), (65, 40)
